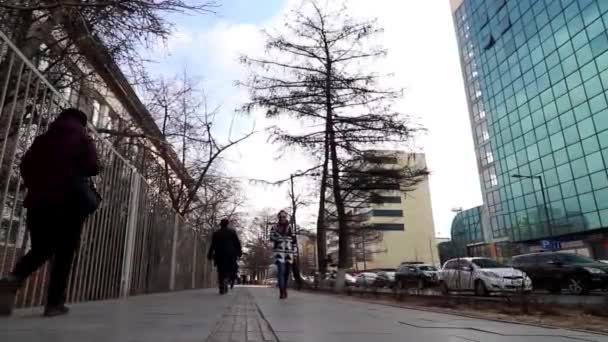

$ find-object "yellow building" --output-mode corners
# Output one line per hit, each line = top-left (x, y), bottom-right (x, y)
(352, 151), (438, 270)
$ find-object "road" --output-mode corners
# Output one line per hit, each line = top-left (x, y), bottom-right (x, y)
(1, 287), (606, 341)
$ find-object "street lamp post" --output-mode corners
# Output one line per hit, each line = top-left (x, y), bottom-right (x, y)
(512, 174), (553, 239)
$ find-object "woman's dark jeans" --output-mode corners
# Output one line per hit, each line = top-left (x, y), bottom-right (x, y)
(276, 262), (291, 290)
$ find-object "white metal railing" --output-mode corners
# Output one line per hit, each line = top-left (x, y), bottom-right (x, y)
(0, 29), (213, 308)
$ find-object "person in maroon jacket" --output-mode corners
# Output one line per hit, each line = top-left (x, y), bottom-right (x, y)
(0, 108), (100, 317)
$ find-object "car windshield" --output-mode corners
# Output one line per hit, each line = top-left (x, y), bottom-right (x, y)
(418, 266), (437, 271)
(558, 253), (596, 264)
(472, 259), (505, 268)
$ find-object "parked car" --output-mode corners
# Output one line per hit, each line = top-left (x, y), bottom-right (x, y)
(439, 257), (532, 296)
(374, 270), (397, 288)
(396, 263), (439, 289)
(345, 273), (357, 287)
(512, 252), (608, 295)
(355, 272), (378, 287)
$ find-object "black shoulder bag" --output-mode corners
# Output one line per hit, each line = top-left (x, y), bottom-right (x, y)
(71, 177), (102, 215)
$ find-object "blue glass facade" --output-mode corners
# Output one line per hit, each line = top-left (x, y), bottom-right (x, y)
(453, 0), (608, 243)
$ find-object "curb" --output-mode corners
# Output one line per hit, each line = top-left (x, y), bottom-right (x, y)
(302, 288), (608, 337)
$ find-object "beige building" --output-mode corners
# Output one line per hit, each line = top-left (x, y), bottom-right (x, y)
(351, 151), (438, 270)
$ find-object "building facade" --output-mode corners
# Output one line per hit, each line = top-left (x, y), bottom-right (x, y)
(348, 152), (438, 269)
(451, 0), (608, 259)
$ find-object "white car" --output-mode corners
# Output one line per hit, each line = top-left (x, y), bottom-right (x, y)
(345, 273), (357, 286)
(355, 272), (378, 287)
(439, 257), (532, 296)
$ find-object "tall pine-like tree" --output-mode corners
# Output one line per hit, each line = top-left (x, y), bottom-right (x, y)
(239, 1), (424, 279)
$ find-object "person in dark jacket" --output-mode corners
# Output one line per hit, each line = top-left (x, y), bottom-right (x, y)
(0, 108), (100, 317)
(207, 218), (242, 295)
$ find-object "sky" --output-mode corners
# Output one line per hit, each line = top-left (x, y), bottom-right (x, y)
(147, 0), (482, 238)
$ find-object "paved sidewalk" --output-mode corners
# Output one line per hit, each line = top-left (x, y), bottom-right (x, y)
(252, 288), (608, 342)
(2, 287), (608, 341)
(0, 289), (234, 342)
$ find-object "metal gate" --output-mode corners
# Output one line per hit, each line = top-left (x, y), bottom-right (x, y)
(0, 29), (212, 308)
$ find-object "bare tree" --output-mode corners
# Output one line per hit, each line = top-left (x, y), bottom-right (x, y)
(99, 71), (254, 217)
(0, 1), (218, 85)
(239, 1), (423, 277)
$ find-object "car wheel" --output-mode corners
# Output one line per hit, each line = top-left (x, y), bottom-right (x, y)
(567, 277), (588, 295)
(439, 281), (449, 295)
(417, 278), (425, 290)
(474, 280), (488, 297)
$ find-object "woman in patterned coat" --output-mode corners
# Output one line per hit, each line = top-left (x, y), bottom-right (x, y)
(270, 210), (297, 299)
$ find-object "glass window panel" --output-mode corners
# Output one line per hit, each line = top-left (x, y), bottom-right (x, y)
(596, 49), (608, 72)
(550, 131), (566, 150)
(578, 117), (596, 139)
(562, 54), (579, 76)
(581, 61), (599, 81)
(541, 154), (555, 169)
(584, 75), (603, 98)
(585, 212), (602, 229)
(599, 209), (608, 227)
(582, 135), (600, 155)
(582, 2), (601, 26)
(576, 175), (593, 195)
(599, 131), (608, 148)
(589, 94), (607, 114)
(569, 83), (587, 107)
(573, 102), (592, 121)
(595, 188), (608, 210)
(565, 196), (582, 213)
(586, 150), (605, 173)
(579, 192), (597, 212)
(566, 71), (583, 89)
(571, 157), (589, 179)
(557, 163), (574, 182)
(590, 32), (608, 57)
(563, 125), (580, 145)
(560, 110), (576, 128)
(591, 171), (608, 190)
(561, 180), (577, 198)
(555, 147), (570, 166)
(587, 19), (606, 40)
(559, 41), (575, 60)
(592, 108), (608, 132)
(568, 142), (584, 160)
(576, 45), (594, 67)
(571, 23), (588, 49)
(545, 168), (560, 187)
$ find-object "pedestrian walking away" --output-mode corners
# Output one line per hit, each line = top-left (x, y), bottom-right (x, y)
(0, 108), (101, 317)
(270, 210), (297, 299)
(207, 218), (242, 295)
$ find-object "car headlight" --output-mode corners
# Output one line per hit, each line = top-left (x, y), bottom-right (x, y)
(481, 271), (500, 278)
(584, 267), (605, 274)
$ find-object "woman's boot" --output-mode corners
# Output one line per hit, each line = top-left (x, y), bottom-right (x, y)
(284, 288), (288, 299)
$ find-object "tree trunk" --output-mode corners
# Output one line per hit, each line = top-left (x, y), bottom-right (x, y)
(316, 131), (329, 274)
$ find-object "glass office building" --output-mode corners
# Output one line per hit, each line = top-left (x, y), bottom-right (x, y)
(451, 0), (608, 258)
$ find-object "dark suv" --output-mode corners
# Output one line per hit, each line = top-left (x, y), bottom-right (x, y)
(395, 264), (439, 290)
(512, 252), (608, 295)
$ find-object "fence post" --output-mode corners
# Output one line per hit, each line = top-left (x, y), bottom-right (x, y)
(119, 173), (141, 298)
(169, 214), (180, 291)
(191, 233), (197, 289)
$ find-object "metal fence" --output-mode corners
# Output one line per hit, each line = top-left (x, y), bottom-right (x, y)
(0, 29), (213, 308)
